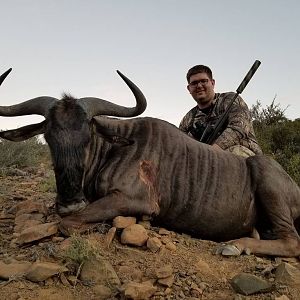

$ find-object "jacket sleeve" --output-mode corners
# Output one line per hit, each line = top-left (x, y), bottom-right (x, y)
(214, 94), (253, 149)
(179, 109), (194, 134)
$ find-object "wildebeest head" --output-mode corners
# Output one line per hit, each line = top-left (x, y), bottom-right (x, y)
(0, 69), (147, 215)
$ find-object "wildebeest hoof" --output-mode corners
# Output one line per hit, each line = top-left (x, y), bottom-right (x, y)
(214, 243), (241, 256)
(57, 200), (87, 216)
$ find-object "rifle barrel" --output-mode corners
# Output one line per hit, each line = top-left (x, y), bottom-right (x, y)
(205, 60), (261, 145)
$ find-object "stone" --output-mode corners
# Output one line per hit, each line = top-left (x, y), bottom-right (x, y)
(14, 219), (43, 233)
(155, 265), (173, 279)
(105, 227), (116, 248)
(158, 275), (175, 287)
(275, 262), (300, 287)
(165, 241), (176, 251)
(275, 296), (290, 300)
(0, 260), (32, 280)
(158, 228), (170, 235)
(231, 273), (274, 295)
(16, 222), (58, 245)
(113, 216), (136, 229)
(60, 273), (70, 286)
(93, 284), (113, 299)
(118, 265), (143, 283)
(194, 258), (216, 279)
(121, 224), (149, 247)
(25, 262), (68, 282)
(15, 213), (45, 226)
(147, 237), (162, 252)
(15, 199), (47, 216)
(121, 281), (157, 300)
(138, 221), (151, 229)
(80, 257), (120, 286)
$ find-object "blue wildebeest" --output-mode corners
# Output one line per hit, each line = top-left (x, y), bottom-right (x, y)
(1, 69), (300, 257)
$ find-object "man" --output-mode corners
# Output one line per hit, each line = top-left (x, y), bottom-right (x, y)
(179, 65), (262, 157)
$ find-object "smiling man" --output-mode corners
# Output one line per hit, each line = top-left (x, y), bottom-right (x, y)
(179, 65), (262, 157)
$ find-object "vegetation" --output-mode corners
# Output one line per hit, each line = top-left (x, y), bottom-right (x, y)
(251, 98), (300, 185)
(0, 136), (50, 169)
(63, 234), (101, 265)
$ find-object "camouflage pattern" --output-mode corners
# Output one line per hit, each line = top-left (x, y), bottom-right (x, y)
(179, 92), (262, 157)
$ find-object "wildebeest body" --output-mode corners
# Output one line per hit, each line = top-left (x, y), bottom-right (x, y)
(82, 116), (299, 241)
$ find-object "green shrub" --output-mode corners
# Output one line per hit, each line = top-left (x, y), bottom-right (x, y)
(0, 137), (50, 169)
(63, 234), (101, 265)
(251, 101), (300, 186)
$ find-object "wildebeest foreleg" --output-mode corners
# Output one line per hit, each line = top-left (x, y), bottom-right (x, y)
(59, 192), (158, 235)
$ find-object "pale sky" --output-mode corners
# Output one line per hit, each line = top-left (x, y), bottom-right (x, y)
(0, 0), (299, 131)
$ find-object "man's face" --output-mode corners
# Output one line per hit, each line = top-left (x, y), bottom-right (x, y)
(187, 72), (215, 108)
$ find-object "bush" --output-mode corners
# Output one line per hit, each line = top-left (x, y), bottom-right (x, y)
(0, 136), (50, 169)
(251, 100), (300, 185)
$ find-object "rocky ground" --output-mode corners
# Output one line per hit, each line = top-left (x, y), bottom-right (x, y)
(0, 166), (300, 300)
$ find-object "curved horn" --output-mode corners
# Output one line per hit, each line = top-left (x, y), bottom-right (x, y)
(0, 68), (12, 86)
(79, 70), (147, 118)
(0, 97), (58, 117)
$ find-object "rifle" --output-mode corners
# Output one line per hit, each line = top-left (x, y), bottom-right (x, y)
(199, 60), (261, 144)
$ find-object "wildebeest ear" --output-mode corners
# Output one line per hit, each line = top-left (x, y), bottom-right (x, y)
(93, 120), (133, 146)
(0, 121), (46, 142)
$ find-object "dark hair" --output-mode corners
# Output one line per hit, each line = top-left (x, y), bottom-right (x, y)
(186, 65), (213, 83)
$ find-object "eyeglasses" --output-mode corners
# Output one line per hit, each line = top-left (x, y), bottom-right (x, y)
(188, 79), (210, 87)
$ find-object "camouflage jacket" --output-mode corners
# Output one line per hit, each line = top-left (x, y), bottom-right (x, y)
(179, 92), (262, 155)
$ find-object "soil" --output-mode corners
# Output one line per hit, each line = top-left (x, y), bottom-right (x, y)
(0, 167), (299, 300)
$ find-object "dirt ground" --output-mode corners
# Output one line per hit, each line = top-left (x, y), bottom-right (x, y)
(0, 167), (300, 300)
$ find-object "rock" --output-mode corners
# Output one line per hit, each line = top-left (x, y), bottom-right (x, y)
(155, 265), (173, 279)
(121, 224), (149, 246)
(121, 281), (157, 300)
(231, 273), (274, 295)
(158, 228), (170, 235)
(93, 284), (113, 299)
(80, 257), (120, 286)
(105, 227), (116, 248)
(118, 265), (143, 283)
(67, 275), (77, 286)
(138, 221), (151, 229)
(0, 260), (32, 280)
(165, 241), (176, 251)
(275, 262), (300, 286)
(158, 274), (175, 287)
(25, 262), (68, 282)
(60, 273), (70, 286)
(147, 237), (162, 252)
(14, 213), (45, 226)
(275, 295), (290, 300)
(193, 258), (217, 280)
(15, 199), (47, 216)
(113, 216), (136, 229)
(14, 219), (43, 233)
(16, 222), (58, 245)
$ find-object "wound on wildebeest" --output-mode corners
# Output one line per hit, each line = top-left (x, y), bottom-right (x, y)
(139, 160), (160, 216)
